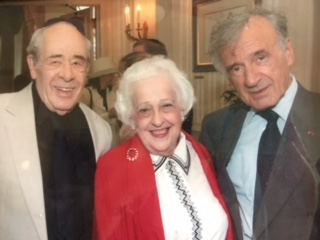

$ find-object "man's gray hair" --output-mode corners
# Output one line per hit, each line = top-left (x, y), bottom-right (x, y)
(115, 55), (196, 128)
(209, 7), (288, 73)
(26, 21), (91, 66)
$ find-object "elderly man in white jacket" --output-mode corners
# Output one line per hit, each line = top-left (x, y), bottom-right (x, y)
(0, 17), (112, 240)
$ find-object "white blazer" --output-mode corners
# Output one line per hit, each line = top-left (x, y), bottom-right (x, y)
(0, 83), (112, 240)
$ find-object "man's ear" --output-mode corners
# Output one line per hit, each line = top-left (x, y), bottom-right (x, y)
(27, 54), (37, 80)
(285, 38), (295, 67)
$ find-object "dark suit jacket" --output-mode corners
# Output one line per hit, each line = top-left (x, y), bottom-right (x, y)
(199, 83), (320, 240)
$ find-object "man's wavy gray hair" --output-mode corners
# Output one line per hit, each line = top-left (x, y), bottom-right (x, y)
(209, 7), (288, 73)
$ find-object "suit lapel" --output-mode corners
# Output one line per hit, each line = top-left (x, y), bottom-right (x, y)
(254, 84), (320, 238)
(219, 106), (248, 166)
(289, 83), (320, 163)
(79, 103), (112, 160)
(6, 84), (47, 239)
(216, 106), (248, 240)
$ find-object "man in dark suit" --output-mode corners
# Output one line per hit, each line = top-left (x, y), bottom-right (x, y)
(199, 7), (320, 240)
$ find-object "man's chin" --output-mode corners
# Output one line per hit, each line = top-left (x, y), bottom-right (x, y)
(52, 104), (76, 116)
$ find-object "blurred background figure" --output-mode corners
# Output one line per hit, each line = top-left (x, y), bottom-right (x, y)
(118, 51), (151, 75)
(80, 57), (120, 147)
(95, 56), (233, 240)
(133, 38), (168, 56)
(13, 73), (31, 92)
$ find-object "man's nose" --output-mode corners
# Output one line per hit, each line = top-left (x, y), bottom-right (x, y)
(58, 62), (75, 81)
(244, 65), (261, 87)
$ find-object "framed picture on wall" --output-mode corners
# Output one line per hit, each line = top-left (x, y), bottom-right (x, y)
(192, 0), (259, 72)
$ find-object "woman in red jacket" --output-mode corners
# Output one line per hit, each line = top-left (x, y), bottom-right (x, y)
(94, 55), (234, 240)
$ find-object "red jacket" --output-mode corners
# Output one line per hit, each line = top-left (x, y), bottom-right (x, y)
(94, 133), (234, 240)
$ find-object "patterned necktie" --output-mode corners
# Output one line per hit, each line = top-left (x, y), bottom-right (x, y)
(254, 109), (281, 222)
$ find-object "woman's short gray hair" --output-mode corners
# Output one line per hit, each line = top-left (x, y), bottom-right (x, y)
(115, 55), (196, 128)
(209, 7), (288, 73)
